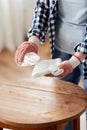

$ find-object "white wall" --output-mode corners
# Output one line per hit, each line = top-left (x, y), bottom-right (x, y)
(0, 0), (35, 51)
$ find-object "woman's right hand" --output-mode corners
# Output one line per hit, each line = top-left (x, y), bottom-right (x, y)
(15, 41), (38, 65)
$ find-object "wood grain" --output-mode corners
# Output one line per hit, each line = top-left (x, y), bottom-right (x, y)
(0, 50), (87, 130)
(0, 77), (86, 129)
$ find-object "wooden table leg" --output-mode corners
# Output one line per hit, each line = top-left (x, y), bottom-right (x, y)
(73, 117), (80, 130)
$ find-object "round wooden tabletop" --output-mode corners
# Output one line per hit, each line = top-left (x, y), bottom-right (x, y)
(0, 77), (87, 129)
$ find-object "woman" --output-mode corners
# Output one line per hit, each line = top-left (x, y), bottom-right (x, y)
(15, 0), (87, 129)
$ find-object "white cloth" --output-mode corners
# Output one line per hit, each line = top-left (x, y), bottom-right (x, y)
(20, 52), (40, 66)
(32, 58), (64, 77)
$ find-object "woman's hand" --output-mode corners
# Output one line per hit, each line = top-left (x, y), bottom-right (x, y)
(57, 61), (73, 78)
(45, 60), (73, 78)
(15, 41), (38, 64)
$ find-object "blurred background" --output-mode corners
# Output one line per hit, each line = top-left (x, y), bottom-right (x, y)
(0, 0), (35, 51)
(0, 1), (86, 129)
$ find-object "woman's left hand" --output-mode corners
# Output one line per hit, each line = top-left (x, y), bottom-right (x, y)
(45, 60), (73, 78)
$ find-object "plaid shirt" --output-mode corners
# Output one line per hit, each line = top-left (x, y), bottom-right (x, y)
(27, 0), (87, 79)
(75, 28), (87, 79)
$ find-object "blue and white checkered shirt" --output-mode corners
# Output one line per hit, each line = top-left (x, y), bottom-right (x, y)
(27, 0), (87, 78)
(75, 28), (87, 78)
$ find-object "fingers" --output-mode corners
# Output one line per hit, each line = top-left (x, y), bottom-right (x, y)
(15, 45), (26, 64)
(15, 42), (38, 64)
(57, 61), (73, 78)
(45, 61), (73, 78)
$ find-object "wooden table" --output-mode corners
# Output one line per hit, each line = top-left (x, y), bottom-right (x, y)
(0, 77), (87, 130)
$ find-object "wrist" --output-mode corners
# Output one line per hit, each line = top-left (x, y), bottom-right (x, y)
(68, 55), (81, 69)
(28, 35), (40, 47)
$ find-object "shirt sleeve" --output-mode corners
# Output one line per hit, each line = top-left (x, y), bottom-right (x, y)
(27, 0), (49, 43)
(74, 26), (87, 54)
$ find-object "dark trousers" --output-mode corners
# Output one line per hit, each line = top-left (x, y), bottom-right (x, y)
(52, 48), (82, 130)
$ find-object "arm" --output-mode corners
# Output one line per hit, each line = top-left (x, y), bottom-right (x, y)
(15, 0), (49, 64)
(57, 52), (87, 78)
(27, 0), (49, 43)
(57, 26), (87, 78)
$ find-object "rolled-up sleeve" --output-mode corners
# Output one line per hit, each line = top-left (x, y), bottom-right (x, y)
(27, 0), (49, 43)
(74, 26), (87, 79)
(74, 26), (87, 54)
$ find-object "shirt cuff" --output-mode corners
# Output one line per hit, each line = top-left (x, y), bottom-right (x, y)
(74, 42), (87, 54)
